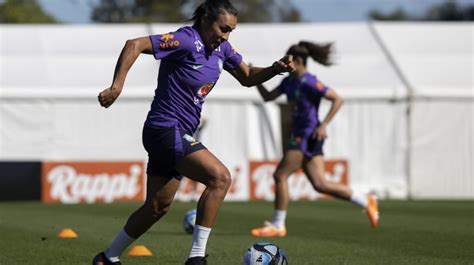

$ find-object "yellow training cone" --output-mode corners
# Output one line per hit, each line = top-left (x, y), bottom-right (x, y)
(57, 228), (78, 239)
(127, 245), (153, 256)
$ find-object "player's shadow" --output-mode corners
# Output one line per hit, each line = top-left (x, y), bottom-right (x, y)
(147, 230), (184, 236)
(148, 230), (245, 236)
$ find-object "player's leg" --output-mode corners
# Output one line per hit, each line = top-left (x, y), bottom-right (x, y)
(93, 125), (196, 265)
(175, 149), (232, 263)
(303, 155), (379, 227)
(251, 150), (303, 237)
(93, 175), (180, 265)
(123, 175), (181, 237)
(303, 155), (352, 199)
(176, 149), (231, 228)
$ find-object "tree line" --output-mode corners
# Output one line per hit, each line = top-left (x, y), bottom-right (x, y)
(0, 0), (472, 23)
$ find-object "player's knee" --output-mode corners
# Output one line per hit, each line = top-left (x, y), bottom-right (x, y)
(273, 171), (287, 183)
(313, 178), (329, 193)
(145, 199), (172, 219)
(208, 166), (231, 192)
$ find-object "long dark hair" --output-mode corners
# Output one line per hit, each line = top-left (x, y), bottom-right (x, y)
(286, 41), (333, 66)
(191, 0), (238, 24)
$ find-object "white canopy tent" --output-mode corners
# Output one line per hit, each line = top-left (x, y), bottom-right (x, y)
(0, 22), (472, 199)
(373, 23), (473, 198)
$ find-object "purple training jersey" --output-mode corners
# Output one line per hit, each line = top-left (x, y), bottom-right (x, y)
(278, 72), (329, 136)
(145, 26), (243, 134)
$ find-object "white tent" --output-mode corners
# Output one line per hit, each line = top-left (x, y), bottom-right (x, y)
(0, 22), (472, 199)
(374, 23), (473, 198)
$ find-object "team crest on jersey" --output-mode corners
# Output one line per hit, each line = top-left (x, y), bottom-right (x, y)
(160, 33), (180, 49)
(197, 82), (216, 97)
(295, 88), (301, 99)
(161, 33), (174, 41)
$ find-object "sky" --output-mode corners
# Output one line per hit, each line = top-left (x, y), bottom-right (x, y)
(38, 0), (474, 23)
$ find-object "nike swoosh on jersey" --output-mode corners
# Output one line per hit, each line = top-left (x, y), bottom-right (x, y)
(192, 64), (204, 70)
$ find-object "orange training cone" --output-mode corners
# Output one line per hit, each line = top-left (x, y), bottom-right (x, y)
(127, 245), (153, 256)
(57, 228), (78, 239)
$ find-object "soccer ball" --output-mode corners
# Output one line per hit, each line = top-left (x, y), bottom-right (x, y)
(243, 242), (288, 265)
(182, 209), (196, 234)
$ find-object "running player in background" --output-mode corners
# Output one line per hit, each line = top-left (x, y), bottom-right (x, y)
(250, 41), (379, 238)
(92, 0), (295, 264)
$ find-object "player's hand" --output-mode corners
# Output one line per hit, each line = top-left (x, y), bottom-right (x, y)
(313, 123), (328, 141)
(98, 86), (122, 108)
(273, 55), (295, 74)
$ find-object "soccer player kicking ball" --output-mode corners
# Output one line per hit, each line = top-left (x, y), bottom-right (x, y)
(92, 0), (295, 264)
(251, 41), (379, 238)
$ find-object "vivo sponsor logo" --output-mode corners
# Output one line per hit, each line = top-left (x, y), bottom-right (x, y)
(46, 164), (142, 204)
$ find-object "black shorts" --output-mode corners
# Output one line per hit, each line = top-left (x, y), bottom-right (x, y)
(142, 125), (206, 179)
(287, 134), (324, 158)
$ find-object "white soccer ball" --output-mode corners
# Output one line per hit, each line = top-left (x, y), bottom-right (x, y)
(182, 209), (196, 234)
(243, 242), (288, 265)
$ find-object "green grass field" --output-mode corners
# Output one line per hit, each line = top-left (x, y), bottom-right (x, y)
(0, 200), (473, 265)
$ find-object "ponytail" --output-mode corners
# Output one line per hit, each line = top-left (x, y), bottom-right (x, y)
(287, 41), (334, 66)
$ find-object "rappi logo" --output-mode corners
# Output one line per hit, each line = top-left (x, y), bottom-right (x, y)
(42, 162), (145, 204)
(249, 160), (348, 201)
(160, 33), (180, 49)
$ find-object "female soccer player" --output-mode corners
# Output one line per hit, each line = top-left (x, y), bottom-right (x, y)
(92, 1), (294, 264)
(250, 41), (379, 238)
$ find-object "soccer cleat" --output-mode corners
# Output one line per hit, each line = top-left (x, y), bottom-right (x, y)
(366, 194), (380, 228)
(250, 221), (287, 237)
(185, 255), (208, 265)
(92, 252), (121, 265)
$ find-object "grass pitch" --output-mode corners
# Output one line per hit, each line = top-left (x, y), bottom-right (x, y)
(0, 200), (473, 265)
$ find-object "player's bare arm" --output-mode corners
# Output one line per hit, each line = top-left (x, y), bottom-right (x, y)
(313, 88), (344, 140)
(256, 84), (283, 102)
(98, 37), (153, 108)
(229, 55), (295, 87)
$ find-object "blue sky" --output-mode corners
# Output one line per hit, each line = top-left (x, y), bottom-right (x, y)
(38, 0), (473, 23)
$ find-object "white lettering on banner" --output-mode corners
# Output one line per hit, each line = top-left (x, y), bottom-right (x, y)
(287, 173), (318, 200)
(175, 165), (244, 201)
(250, 161), (348, 201)
(328, 163), (345, 182)
(251, 164), (276, 201)
(47, 164), (142, 204)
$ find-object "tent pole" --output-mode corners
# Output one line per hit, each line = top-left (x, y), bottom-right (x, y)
(368, 22), (415, 200)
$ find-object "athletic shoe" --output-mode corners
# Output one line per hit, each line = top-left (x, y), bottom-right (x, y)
(92, 252), (121, 265)
(250, 221), (287, 237)
(185, 255), (208, 265)
(366, 194), (379, 228)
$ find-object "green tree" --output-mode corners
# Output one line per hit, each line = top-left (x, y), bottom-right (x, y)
(369, 1), (474, 21)
(0, 0), (57, 23)
(425, 1), (474, 20)
(91, 0), (301, 23)
(231, 0), (301, 22)
(91, 0), (187, 23)
(369, 8), (410, 21)
(279, 6), (302, 23)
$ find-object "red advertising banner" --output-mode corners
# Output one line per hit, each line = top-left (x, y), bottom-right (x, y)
(42, 161), (145, 204)
(249, 160), (348, 201)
